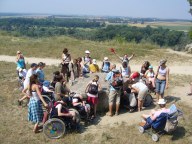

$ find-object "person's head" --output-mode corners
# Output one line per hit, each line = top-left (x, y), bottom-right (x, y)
(160, 59), (167, 67)
(38, 62), (45, 69)
(93, 75), (99, 82)
(77, 57), (82, 63)
(143, 61), (150, 68)
(55, 75), (64, 82)
(63, 48), (68, 54)
(30, 63), (38, 70)
(157, 99), (167, 108)
(104, 57), (108, 61)
(17, 51), (21, 55)
(85, 50), (90, 56)
(130, 72), (140, 82)
(123, 54), (128, 59)
(29, 74), (38, 92)
(53, 71), (60, 76)
(92, 59), (97, 65)
(122, 61), (127, 68)
(73, 59), (78, 64)
(110, 64), (116, 70)
(148, 65), (153, 72)
(18, 68), (23, 72)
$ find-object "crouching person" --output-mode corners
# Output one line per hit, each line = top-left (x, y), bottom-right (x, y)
(131, 72), (148, 112)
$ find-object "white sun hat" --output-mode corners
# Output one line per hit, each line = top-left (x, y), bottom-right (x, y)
(92, 59), (97, 64)
(85, 50), (90, 54)
(157, 99), (167, 105)
(104, 57), (108, 61)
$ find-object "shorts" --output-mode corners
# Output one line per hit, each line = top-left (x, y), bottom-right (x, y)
(87, 96), (98, 105)
(155, 78), (166, 95)
(108, 90), (120, 104)
(138, 88), (148, 100)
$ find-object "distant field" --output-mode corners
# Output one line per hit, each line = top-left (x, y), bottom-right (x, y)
(129, 22), (192, 32)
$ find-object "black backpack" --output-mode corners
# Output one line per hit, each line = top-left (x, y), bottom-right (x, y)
(111, 71), (123, 89)
(88, 82), (98, 95)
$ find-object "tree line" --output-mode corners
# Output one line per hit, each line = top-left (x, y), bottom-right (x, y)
(0, 18), (191, 50)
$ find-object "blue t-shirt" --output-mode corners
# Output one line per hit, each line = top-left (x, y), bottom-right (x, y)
(16, 59), (25, 69)
(36, 68), (45, 83)
(105, 71), (116, 91)
(102, 61), (110, 72)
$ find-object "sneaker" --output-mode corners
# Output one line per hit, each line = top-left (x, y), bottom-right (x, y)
(18, 100), (22, 106)
(115, 112), (119, 116)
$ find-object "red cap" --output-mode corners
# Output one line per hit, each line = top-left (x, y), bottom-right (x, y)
(130, 72), (140, 80)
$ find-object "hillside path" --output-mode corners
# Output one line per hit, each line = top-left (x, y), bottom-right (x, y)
(0, 55), (191, 75)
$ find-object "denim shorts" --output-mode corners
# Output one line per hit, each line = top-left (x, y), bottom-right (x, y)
(155, 78), (166, 95)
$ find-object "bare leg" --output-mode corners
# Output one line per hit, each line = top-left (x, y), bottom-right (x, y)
(33, 122), (39, 133)
(138, 99), (142, 111)
(115, 104), (120, 115)
(156, 93), (160, 101)
(106, 103), (113, 116)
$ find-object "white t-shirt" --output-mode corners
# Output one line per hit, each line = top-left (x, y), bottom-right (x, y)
(19, 69), (27, 78)
(23, 68), (36, 89)
(132, 82), (148, 91)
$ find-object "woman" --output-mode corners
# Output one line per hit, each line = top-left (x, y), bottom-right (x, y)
(85, 75), (101, 119)
(101, 57), (111, 73)
(16, 51), (26, 75)
(82, 50), (92, 74)
(141, 61), (150, 75)
(22, 74), (48, 133)
(155, 59), (170, 100)
(36, 62), (46, 84)
(61, 48), (71, 82)
(145, 65), (155, 89)
(55, 75), (70, 101)
(120, 61), (131, 91)
(141, 99), (170, 122)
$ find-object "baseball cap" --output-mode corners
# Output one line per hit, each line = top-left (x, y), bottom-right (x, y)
(31, 63), (37, 68)
(130, 72), (140, 80)
(149, 65), (153, 69)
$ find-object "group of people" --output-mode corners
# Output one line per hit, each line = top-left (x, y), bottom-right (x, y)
(15, 48), (179, 134)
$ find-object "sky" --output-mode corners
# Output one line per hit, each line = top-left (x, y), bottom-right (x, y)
(0, 0), (191, 20)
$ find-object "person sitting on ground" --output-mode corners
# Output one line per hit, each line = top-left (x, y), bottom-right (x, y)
(16, 51), (26, 76)
(105, 64), (123, 116)
(55, 75), (70, 101)
(187, 82), (192, 96)
(51, 71), (60, 88)
(18, 63), (38, 105)
(61, 48), (71, 82)
(155, 59), (170, 100)
(23, 74), (48, 133)
(141, 99), (170, 123)
(140, 61), (151, 75)
(85, 75), (101, 119)
(89, 59), (99, 73)
(36, 62), (46, 84)
(131, 72), (148, 112)
(144, 65), (155, 89)
(101, 57), (111, 73)
(82, 50), (92, 74)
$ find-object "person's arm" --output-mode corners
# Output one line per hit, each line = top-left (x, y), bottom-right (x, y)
(128, 54), (135, 61)
(35, 85), (48, 107)
(166, 68), (170, 89)
(57, 104), (72, 117)
(22, 85), (29, 95)
(144, 70), (149, 78)
(97, 65), (100, 72)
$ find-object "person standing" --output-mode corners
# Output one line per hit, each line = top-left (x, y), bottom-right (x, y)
(16, 51), (26, 75)
(22, 74), (48, 133)
(61, 48), (71, 82)
(105, 64), (123, 116)
(155, 59), (170, 100)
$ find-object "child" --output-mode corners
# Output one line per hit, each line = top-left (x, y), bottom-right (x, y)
(101, 57), (110, 73)
(89, 59), (99, 73)
(85, 75), (101, 119)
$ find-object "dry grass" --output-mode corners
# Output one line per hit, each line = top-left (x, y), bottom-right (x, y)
(0, 61), (192, 144)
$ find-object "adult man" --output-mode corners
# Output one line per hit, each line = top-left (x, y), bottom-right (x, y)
(105, 64), (123, 116)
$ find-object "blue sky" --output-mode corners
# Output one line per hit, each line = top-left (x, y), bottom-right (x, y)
(0, 0), (191, 19)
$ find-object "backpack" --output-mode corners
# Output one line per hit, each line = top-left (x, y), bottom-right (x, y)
(88, 81), (98, 95)
(111, 71), (123, 89)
